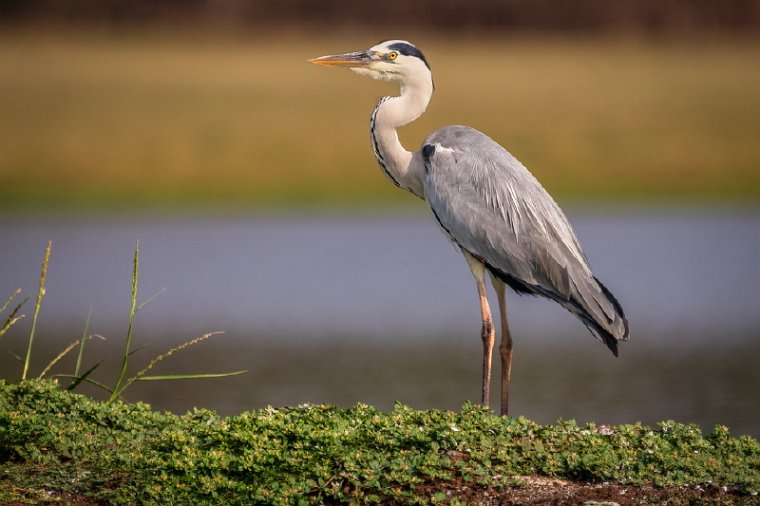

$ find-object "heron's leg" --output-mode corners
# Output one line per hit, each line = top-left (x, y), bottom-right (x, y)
(491, 276), (513, 416)
(464, 252), (495, 408)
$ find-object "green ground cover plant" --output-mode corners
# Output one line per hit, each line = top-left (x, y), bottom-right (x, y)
(1, 380), (758, 504)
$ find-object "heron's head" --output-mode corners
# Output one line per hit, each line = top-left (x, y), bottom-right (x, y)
(309, 40), (433, 89)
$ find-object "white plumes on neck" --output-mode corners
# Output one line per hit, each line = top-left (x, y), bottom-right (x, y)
(370, 64), (434, 198)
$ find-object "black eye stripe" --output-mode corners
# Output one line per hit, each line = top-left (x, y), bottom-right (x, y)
(387, 42), (431, 70)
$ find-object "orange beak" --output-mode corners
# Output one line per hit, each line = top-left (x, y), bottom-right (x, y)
(308, 51), (372, 68)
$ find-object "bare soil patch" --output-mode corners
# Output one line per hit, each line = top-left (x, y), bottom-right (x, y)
(2, 476), (754, 505)
(415, 476), (753, 505)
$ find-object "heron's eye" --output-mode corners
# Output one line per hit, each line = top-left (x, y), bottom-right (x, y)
(387, 51), (398, 61)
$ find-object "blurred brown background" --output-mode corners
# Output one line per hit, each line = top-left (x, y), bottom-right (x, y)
(3, 0), (760, 34)
(2, 1), (760, 211)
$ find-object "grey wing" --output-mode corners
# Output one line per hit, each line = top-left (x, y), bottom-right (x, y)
(421, 126), (629, 353)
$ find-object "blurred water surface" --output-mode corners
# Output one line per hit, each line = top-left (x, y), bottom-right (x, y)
(1, 211), (759, 438)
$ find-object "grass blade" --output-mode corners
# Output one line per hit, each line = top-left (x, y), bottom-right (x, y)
(38, 338), (81, 379)
(109, 241), (139, 402)
(22, 241), (51, 380)
(137, 288), (166, 312)
(0, 295), (30, 340)
(39, 332), (105, 381)
(1, 288), (22, 313)
(64, 360), (104, 391)
(137, 371), (247, 381)
(74, 308), (93, 378)
(127, 342), (154, 357)
(132, 331), (225, 380)
(115, 331), (236, 395)
(56, 373), (113, 394)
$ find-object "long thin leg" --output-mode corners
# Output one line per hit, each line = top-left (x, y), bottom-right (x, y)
(491, 276), (513, 416)
(464, 252), (495, 408)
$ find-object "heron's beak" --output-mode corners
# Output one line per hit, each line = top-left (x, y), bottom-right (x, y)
(308, 51), (373, 68)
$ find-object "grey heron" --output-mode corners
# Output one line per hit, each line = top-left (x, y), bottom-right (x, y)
(309, 40), (629, 416)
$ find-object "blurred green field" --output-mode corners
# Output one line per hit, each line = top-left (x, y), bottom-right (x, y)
(1, 31), (759, 211)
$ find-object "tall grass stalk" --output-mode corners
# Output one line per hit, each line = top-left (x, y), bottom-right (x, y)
(126, 331), (245, 385)
(0, 289), (21, 314)
(0, 289), (28, 340)
(108, 241), (139, 402)
(102, 242), (243, 401)
(22, 241), (51, 380)
(38, 337), (91, 380)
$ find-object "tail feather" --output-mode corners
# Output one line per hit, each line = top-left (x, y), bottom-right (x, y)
(568, 276), (629, 356)
(594, 276), (629, 339)
(485, 261), (629, 356)
(569, 303), (622, 357)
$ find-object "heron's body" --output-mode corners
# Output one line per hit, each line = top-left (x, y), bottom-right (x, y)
(422, 126), (627, 353)
(310, 40), (629, 415)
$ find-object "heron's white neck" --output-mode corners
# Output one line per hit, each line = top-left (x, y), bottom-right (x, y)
(370, 78), (433, 198)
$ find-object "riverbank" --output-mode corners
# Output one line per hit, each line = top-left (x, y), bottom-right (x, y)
(1, 381), (757, 504)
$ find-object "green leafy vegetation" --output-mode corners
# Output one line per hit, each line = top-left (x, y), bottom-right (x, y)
(1, 380), (758, 504)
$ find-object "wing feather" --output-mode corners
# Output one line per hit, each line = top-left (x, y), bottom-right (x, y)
(421, 126), (629, 348)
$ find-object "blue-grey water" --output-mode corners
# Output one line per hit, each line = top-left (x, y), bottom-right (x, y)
(1, 211), (759, 438)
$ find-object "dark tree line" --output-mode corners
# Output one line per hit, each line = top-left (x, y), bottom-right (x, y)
(2, 0), (759, 34)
